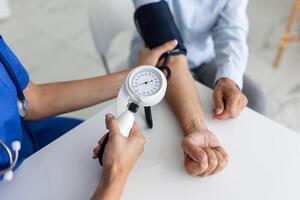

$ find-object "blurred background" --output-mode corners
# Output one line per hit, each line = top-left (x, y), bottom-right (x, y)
(0, 0), (299, 133)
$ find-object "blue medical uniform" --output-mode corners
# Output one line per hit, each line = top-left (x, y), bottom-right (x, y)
(0, 36), (82, 176)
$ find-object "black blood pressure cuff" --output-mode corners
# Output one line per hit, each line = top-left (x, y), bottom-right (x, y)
(134, 1), (187, 56)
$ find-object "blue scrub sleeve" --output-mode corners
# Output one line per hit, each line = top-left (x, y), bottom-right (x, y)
(0, 36), (30, 90)
(0, 117), (82, 180)
(23, 117), (83, 152)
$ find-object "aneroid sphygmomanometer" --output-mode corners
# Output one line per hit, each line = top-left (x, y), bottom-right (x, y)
(98, 65), (168, 165)
(98, 0), (186, 165)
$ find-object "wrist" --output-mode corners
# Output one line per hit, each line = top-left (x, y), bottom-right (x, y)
(168, 54), (187, 65)
(216, 78), (239, 89)
(102, 165), (128, 185)
(158, 54), (186, 67)
(93, 168), (127, 200)
(182, 116), (208, 136)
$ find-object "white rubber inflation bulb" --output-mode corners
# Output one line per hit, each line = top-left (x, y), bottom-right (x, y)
(117, 103), (139, 137)
(117, 111), (135, 137)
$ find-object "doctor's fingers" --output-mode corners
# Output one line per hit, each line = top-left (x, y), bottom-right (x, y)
(128, 123), (146, 150)
(152, 40), (178, 56)
(92, 146), (100, 159)
(105, 114), (121, 137)
(97, 133), (108, 146)
(92, 136), (106, 158)
(128, 123), (140, 136)
(128, 123), (144, 140)
(92, 133), (109, 159)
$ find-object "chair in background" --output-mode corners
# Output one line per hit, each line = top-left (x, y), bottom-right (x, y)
(274, 0), (300, 67)
(89, 0), (135, 74)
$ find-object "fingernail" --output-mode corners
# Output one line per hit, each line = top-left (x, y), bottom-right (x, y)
(212, 115), (218, 120)
(105, 113), (113, 119)
(172, 39), (178, 45)
(215, 107), (222, 115)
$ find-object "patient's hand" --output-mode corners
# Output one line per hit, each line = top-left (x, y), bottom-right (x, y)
(213, 78), (248, 120)
(181, 130), (229, 176)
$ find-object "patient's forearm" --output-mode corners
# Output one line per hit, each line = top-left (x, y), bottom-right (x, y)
(165, 55), (207, 135)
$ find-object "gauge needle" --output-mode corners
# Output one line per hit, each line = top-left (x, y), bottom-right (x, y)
(136, 80), (153, 86)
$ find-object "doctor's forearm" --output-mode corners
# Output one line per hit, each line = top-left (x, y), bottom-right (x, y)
(91, 174), (127, 200)
(165, 55), (208, 135)
(25, 69), (130, 120)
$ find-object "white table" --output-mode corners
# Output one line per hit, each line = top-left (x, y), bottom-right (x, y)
(1, 83), (300, 200)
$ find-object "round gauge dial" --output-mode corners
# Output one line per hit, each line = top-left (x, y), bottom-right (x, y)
(129, 68), (163, 97)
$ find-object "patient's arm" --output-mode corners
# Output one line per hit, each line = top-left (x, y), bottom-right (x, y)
(23, 40), (177, 121)
(165, 55), (207, 135)
(165, 55), (229, 176)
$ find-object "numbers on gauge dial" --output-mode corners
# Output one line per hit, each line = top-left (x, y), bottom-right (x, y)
(131, 70), (162, 96)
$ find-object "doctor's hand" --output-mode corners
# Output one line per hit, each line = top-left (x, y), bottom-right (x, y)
(213, 78), (248, 120)
(136, 39), (178, 66)
(92, 114), (145, 179)
(91, 115), (145, 200)
(181, 130), (229, 176)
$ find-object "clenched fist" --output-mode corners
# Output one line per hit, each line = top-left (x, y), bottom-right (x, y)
(182, 130), (229, 176)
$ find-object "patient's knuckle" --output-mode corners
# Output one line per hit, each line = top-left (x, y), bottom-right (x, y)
(211, 158), (218, 166)
(186, 168), (198, 176)
(223, 154), (229, 163)
(213, 92), (219, 99)
(217, 158), (225, 167)
(227, 110), (234, 116)
(244, 97), (248, 105)
(233, 112), (240, 118)
(232, 91), (239, 98)
(198, 172), (206, 177)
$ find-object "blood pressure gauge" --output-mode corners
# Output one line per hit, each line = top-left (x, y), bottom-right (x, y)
(117, 65), (167, 115)
(126, 65), (167, 107)
(99, 65), (168, 165)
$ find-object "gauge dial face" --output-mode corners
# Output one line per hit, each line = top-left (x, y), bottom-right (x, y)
(129, 68), (163, 97)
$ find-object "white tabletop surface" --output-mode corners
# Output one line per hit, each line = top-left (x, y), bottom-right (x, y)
(1, 83), (300, 200)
